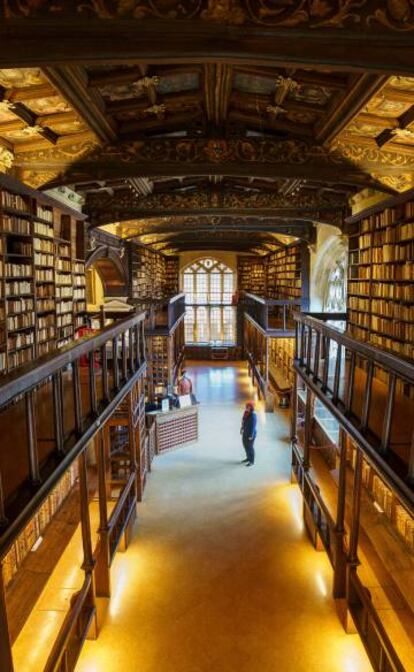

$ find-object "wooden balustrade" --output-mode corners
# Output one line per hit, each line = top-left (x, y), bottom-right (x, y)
(293, 312), (414, 670)
(0, 311), (146, 561)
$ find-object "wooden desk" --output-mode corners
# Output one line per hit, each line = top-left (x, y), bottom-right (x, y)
(147, 405), (199, 454)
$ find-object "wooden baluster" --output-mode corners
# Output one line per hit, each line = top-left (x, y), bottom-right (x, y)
(141, 321), (146, 362)
(303, 388), (313, 471)
(26, 390), (41, 485)
(96, 431), (110, 597)
(88, 351), (97, 415)
(52, 372), (64, 455)
(129, 328), (134, 373)
(306, 327), (312, 374)
(0, 470), (8, 526)
(121, 331), (127, 381)
(78, 451), (95, 575)
(73, 360), (83, 434)
(361, 360), (374, 431)
(322, 337), (330, 392)
(112, 336), (119, 390)
(283, 304), (287, 331)
(135, 324), (140, 368)
(332, 344), (342, 404)
(313, 331), (321, 383)
(380, 372), (396, 456)
(294, 322), (299, 359)
(0, 564), (14, 672)
(345, 350), (356, 414)
(348, 447), (363, 566)
(299, 324), (305, 365)
(101, 341), (109, 402)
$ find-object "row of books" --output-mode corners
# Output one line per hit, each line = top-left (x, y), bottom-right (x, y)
(1, 191), (29, 213)
(57, 259), (71, 272)
(57, 313), (73, 327)
(8, 331), (35, 350)
(38, 314), (55, 328)
(57, 300), (73, 314)
(1, 216), (31, 235)
(38, 326), (56, 342)
(371, 243), (414, 264)
(5, 263), (32, 277)
(8, 347), (33, 370)
(35, 268), (54, 282)
(33, 221), (53, 237)
(372, 263), (414, 281)
(34, 252), (54, 267)
(7, 312), (35, 331)
(347, 440), (414, 551)
(7, 241), (32, 256)
(5, 280), (32, 296)
(371, 315), (414, 341)
(36, 205), (53, 222)
(34, 237), (54, 253)
(360, 209), (398, 232)
(2, 462), (78, 587)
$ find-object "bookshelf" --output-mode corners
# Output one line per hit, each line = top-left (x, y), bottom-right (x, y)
(347, 198), (414, 360)
(268, 337), (295, 387)
(266, 242), (308, 304)
(237, 256), (266, 294)
(0, 175), (88, 373)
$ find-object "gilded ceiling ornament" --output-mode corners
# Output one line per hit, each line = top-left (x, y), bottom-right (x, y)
(391, 127), (414, 141)
(200, 0), (247, 24)
(266, 105), (287, 116)
(20, 125), (44, 137)
(145, 104), (166, 117)
(0, 146), (14, 171)
(0, 100), (16, 112)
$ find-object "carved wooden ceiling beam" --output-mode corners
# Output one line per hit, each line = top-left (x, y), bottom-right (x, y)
(116, 216), (316, 242)
(315, 74), (387, 145)
(86, 186), (348, 227)
(44, 66), (117, 144)
(1, 14), (414, 75)
(35, 137), (400, 193)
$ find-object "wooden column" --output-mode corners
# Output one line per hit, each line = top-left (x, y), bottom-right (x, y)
(95, 432), (110, 597)
(78, 452), (95, 575)
(0, 563), (13, 672)
(348, 446), (363, 566)
(303, 387), (313, 471)
(333, 428), (347, 598)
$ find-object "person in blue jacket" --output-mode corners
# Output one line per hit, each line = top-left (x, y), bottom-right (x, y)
(240, 400), (257, 467)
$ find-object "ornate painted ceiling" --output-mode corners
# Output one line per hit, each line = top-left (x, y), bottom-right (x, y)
(0, 5), (414, 254)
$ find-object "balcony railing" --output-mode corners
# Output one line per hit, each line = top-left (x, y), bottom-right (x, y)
(0, 311), (146, 558)
(244, 293), (301, 334)
(132, 293), (185, 333)
(293, 311), (414, 514)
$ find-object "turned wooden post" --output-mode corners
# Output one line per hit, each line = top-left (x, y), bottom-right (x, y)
(26, 390), (41, 486)
(303, 387), (313, 471)
(96, 431), (110, 597)
(348, 446), (363, 566)
(78, 451), (95, 575)
(290, 371), (298, 444)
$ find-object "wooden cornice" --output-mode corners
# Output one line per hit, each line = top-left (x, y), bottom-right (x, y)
(1, 18), (414, 75)
(44, 66), (117, 144)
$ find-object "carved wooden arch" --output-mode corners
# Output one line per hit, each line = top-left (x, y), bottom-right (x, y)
(86, 244), (128, 296)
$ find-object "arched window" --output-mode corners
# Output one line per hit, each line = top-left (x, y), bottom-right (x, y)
(182, 258), (236, 344)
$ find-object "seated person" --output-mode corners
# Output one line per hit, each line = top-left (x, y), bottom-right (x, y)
(177, 369), (193, 396)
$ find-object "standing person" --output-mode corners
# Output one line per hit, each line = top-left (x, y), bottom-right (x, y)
(177, 369), (193, 396)
(240, 401), (257, 467)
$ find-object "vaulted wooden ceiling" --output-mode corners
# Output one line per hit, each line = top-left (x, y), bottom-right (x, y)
(1, 3), (414, 255)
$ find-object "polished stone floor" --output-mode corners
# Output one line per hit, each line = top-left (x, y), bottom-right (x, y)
(76, 362), (372, 672)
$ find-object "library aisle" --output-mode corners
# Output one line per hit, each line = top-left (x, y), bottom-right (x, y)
(76, 363), (371, 672)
